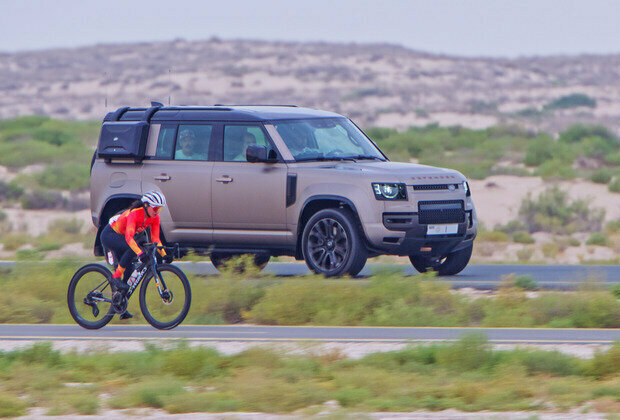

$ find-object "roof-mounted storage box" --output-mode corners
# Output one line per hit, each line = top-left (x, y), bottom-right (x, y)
(97, 121), (149, 162)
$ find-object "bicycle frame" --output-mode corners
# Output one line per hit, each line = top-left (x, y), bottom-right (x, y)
(87, 243), (178, 307)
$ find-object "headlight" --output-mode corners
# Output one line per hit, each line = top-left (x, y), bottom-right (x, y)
(372, 183), (407, 200)
(463, 181), (471, 197)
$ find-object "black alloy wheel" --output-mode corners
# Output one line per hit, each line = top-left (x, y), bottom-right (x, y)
(302, 208), (367, 277)
(409, 244), (473, 276)
(67, 263), (115, 329)
(210, 252), (270, 272)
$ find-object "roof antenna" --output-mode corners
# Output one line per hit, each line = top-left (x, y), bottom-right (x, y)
(168, 68), (172, 106)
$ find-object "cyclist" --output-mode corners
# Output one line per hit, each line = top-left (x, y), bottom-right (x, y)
(100, 191), (171, 318)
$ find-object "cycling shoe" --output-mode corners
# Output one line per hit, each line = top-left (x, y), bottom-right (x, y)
(109, 276), (129, 293)
(120, 311), (133, 320)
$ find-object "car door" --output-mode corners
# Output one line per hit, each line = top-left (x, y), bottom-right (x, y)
(211, 123), (289, 245)
(141, 122), (215, 244)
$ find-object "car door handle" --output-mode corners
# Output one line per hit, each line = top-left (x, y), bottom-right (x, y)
(154, 174), (171, 181)
(216, 176), (233, 183)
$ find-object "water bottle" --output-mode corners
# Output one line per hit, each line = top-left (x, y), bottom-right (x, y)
(127, 269), (140, 288)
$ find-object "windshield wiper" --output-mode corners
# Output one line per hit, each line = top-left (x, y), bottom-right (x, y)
(295, 156), (357, 162)
(347, 155), (386, 161)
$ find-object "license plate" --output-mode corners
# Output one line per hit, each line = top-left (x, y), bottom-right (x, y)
(427, 224), (458, 235)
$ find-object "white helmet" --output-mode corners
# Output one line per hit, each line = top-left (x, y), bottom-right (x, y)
(141, 190), (166, 207)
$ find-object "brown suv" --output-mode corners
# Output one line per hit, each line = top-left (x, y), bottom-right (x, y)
(91, 104), (477, 276)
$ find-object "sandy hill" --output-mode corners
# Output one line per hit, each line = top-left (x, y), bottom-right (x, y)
(1, 38), (620, 133)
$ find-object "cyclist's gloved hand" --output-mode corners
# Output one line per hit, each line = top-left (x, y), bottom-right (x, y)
(138, 252), (149, 263)
(163, 254), (174, 264)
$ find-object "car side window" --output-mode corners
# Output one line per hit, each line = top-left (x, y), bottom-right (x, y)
(174, 125), (212, 161)
(223, 125), (268, 162)
(155, 125), (177, 159)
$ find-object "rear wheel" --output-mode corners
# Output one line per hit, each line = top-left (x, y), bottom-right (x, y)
(67, 264), (115, 329)
(139, 264), (191, 330)
(409, 244), (473, 276)
(210, 252), (270, 272)
(302, 208), (367, 277)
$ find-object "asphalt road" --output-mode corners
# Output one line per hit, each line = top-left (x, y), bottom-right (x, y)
(2, 324), (620, 344)
(175, 262), (620, 290)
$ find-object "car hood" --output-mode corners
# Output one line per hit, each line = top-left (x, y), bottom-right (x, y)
(304, 161), (466, 184)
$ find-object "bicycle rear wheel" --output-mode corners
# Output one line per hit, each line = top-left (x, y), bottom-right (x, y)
(67, 264), (115, 329)
(139, 264), (191, 330)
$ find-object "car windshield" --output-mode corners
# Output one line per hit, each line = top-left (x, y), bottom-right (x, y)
(272, 118), (385, 162)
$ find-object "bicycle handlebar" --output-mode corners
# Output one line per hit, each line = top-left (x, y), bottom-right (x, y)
(141, 242), (181, 258)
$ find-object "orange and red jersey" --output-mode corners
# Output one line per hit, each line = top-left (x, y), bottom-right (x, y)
(109, 207), (165, 256)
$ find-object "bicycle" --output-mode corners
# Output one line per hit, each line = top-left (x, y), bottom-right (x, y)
(67, 243), (191, 330)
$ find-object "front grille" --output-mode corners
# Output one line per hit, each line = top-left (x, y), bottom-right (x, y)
(418, 200), (465, 224)
(412, 184), (459, 191)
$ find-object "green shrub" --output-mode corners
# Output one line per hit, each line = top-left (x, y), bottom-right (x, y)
(34, 162), (90, 190)
(544, 94), (597, 110)
(496, 220), (527, 234)
(161, 345), (223, 379)
(524, 136), (556, 166)
(609, 283), (620, 299)
(519, 187), (605, 234)
(505, 349), (578, 376)
(2, 233), (29, 251)
(542, 243), (560, 258)
(609, 176), (620, 193)
(0, 181), (24, 201)
(512, 231), (535, 244)
(0, 393), (27, 417)
(477, 230), (509, 242)
(591, 168), (612, 184)
(516, 247), (534, 261)
(583, 343), (620, 378)
(514, 275), (539, 291)
(586, 232), (609, 247)
(435, 333), (494, 372)
(20, 190), (67, 210)
(536, 159), (575, 179)
(165, 392), (241, 413)
(560, 124), (616, 144)
(110, 378), (185, 409)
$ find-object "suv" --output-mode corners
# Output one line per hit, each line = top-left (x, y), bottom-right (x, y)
(91, 104), (477, 277)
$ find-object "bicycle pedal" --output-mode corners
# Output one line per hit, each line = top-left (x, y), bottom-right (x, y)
(119, 311), (133, 320)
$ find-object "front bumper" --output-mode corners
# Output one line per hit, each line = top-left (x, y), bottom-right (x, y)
(365, 210), (477, 257)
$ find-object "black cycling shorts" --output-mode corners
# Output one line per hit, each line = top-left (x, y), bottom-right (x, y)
(100, 224), (138, 269)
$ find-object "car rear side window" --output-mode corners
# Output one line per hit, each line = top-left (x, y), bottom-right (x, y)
(155, 125), (177, 159)
(223, 125), (268, 162)
(174, 125), (213, 161)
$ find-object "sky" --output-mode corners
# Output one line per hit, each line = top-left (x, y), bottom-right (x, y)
(1, 0), (619, 57)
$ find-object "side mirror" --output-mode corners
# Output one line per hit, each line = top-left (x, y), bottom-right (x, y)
(246, 145), (277, 163)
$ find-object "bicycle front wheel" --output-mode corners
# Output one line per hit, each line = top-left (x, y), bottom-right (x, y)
(139, 264), (191, 330)
(67, 264), (115, 329)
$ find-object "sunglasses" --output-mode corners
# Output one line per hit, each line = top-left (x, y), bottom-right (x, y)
(150, 206), (162, 213)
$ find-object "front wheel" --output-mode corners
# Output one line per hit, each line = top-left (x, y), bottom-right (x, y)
(139, 264), (191, 330)
(67, 264), (115, 329)
(409, 244), (473, 276)
(302, 208), (367, 277)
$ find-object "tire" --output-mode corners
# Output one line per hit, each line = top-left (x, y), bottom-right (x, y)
(409, 244), (473, 276)
(302, 208), (367, 277)
(139, 264), (191, 330)
(210, 252), (270, 272)
(67, 264), (115, 329)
